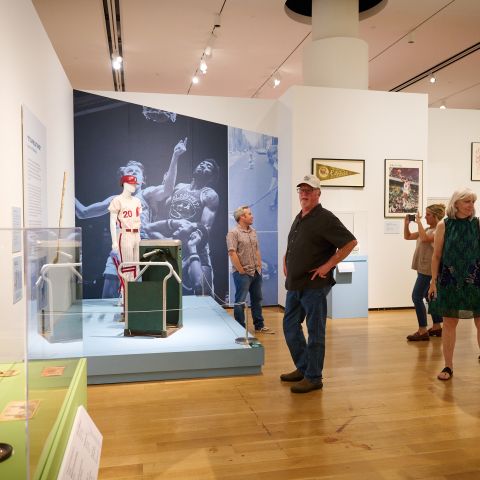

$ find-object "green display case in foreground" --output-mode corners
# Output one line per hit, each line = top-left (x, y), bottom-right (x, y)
(0, 358), (87, 480)
(0, 227), (87, 479)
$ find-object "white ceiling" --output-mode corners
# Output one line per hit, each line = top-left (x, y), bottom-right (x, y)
(32, 0), (480, 109)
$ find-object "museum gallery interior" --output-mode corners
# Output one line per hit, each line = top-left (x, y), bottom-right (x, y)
(1, 0), (480, 478)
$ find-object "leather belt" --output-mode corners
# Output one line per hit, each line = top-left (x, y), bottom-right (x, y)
(124, 229), (139, 233)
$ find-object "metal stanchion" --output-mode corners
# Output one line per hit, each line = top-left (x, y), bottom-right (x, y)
(235, 301), (259, 346)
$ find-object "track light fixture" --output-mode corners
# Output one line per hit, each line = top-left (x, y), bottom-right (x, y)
(111, 52), (123, 70)
(204, 31), (217, 58)
(189, 17), (221, 89)
(429, 73), (436, 84)
(272, 72), (281, 88)
(439, 101), (446, 109)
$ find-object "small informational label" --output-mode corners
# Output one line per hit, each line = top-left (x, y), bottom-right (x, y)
(57, 406), (103, 480)
(337, 262), (355, 273)
(13, 256), (23, 304)
(12, 207), (22, 253)
(0, 400), (41, 421)
(384, 221), (401, 235)
(41, 366), (65, 377)
(22, 105), (47, 228)
(0, 370), (20, 377)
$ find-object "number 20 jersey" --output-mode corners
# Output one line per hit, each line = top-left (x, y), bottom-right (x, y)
(108, 195), (142, 230)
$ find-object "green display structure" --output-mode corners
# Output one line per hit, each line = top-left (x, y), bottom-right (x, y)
(0, 358), (87, 480)
(125, 240), (182, 337)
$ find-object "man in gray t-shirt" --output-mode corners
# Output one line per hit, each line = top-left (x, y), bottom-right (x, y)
(226, 206), (274, 333)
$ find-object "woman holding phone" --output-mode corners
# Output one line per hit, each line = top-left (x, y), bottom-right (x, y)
(428, 188), (480, 380)
(404, 204), (445, 341)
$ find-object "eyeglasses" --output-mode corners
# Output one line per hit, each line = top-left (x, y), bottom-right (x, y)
(296, 187), (316, 194)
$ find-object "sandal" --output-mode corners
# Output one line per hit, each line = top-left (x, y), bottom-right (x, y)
(437, 367), (453, 381)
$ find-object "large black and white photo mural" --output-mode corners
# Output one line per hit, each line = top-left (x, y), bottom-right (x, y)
(74, 91), (277, 306)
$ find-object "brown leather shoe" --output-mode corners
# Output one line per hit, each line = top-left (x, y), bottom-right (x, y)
(280, 369), (304, 382)
(291, 378), (323, 394)
(406, 331), (429, 341)
(428, 327), (442, 337)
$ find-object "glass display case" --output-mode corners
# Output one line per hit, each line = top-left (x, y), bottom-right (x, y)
(0, 228), (86, 480)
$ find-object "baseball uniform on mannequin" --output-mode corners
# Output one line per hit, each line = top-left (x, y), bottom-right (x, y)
(108, 175), (142, 298)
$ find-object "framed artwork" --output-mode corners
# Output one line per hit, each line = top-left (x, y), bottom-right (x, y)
(311, 158), (365, 187)
(471, 142), (480, 181)
(427, 196), (450, 209)
(384, 159), (423, 218)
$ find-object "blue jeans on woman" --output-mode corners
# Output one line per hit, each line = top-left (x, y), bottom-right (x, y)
(283, 286), (331, 384)
(233, 271), (264, 330)
(412, 272), (442, 327)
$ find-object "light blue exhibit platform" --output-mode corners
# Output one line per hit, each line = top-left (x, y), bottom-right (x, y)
(28, 296), (264, 384)
(327, 255), (368, 319)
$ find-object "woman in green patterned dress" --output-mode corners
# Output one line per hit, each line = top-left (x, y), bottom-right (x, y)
(428, 188), (480, 380)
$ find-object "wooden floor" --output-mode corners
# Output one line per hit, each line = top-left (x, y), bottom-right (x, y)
(88, 308), (480, 480)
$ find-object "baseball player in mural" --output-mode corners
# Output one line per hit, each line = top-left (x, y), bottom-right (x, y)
(145, 158), (220, 295)
(108, 175), (142, 298)
(75, 138), (188, 297)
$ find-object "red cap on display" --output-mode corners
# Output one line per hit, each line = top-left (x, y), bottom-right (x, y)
(120, 175), (139, 186)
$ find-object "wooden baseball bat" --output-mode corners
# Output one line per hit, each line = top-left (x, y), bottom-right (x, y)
(52, 171), (67, 264)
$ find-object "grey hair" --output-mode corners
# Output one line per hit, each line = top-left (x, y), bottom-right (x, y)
(233, 205), (249, 222)
(446, 188), (477, 219)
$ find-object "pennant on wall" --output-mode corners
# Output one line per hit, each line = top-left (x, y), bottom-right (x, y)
(314, 163), (359, 181)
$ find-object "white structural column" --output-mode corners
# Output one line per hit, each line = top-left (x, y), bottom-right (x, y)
(303, 0), (368, 89)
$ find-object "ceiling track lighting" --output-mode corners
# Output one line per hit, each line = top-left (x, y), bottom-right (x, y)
(103, 0), (125, 91)
(111, 52), (122, 63)
(407, 31), (415, 44)
(439, 101), (446, 109)
(429, 73), (436, 84)
(189, 12), (221, 92)
(271, 72), (281, 88)
(205, 31), (217, 59)
(112, 52), (123, 70)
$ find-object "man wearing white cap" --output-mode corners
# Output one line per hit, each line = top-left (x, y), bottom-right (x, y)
(280, 175), (357, 393)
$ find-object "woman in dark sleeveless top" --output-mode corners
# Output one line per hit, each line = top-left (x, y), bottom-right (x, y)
(428, 188), (480, 380)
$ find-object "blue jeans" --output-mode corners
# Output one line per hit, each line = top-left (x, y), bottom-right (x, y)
(233, 271), (264, 329)
(283, 287), (331, 384)
(412, 272), (442, 328)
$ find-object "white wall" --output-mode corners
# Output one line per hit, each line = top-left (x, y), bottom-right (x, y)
(0, 0), (74, 361)
(428, 108), (480, 199)
(277, 86), (428, 308)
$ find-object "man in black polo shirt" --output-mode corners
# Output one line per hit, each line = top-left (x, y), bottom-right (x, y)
(281, 175), (357, 393)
